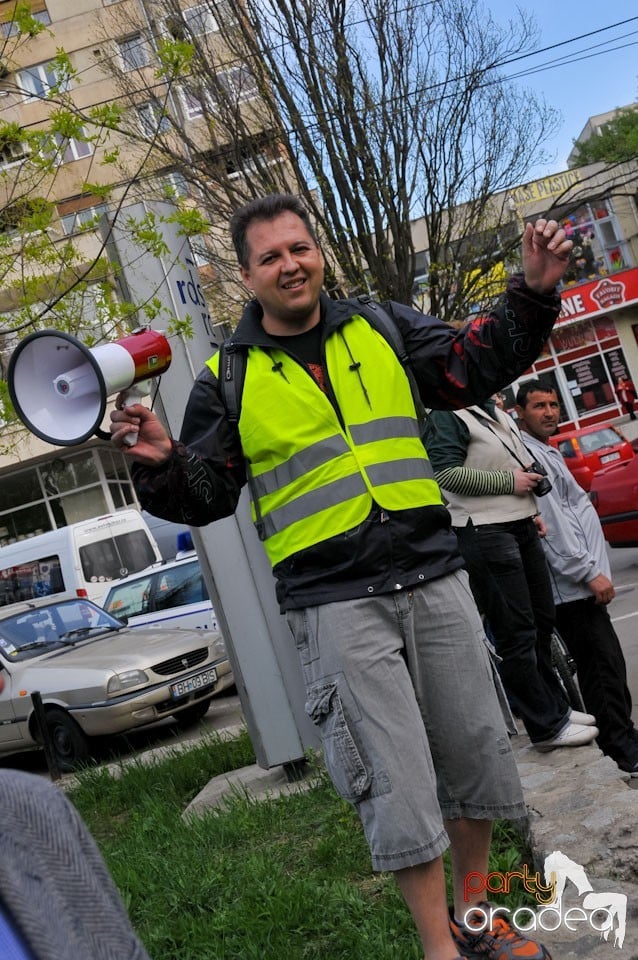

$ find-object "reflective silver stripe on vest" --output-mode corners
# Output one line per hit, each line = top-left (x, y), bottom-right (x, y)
(366, 458), (435, 486)
(250, 433), (350, 500)
(258, 473), (368, 539)
(349, 416), (420, 445)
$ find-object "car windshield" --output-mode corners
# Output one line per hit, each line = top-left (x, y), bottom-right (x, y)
(103, 574), (154, 620)
(579, 428), (622, 455)
(0, 599), (123, 662)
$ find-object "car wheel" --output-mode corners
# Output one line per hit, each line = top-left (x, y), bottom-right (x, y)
(45, 708), (91, 772)
(173, 697), (212, 728)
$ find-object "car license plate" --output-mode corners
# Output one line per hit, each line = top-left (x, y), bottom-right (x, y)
(170, 667), (217, 698)
(600, 452), (621, 464)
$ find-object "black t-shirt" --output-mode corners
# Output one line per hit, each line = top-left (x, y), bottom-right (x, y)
(268, 322), (325, 391)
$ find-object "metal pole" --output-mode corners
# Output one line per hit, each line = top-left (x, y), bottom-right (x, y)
(30, 692), (62, 781)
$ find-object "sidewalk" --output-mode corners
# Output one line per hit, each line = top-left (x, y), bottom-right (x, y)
(509, 730), (638, 958)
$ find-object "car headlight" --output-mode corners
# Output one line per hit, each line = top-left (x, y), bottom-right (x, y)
(107, 669), (149, 694)
(212, 635), (227, 658)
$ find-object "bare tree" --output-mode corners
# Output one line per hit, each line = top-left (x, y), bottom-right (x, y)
(96, 0), (565, 319)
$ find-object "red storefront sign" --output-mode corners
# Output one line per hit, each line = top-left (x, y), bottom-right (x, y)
(557, 267), (638, 326)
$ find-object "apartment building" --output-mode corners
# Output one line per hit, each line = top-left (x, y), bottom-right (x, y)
(0, 0), (290, 547)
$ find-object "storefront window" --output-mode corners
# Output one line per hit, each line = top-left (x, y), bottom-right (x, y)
(604, 348), (632, 385)
(2, 468), (42, 509)
(551, 320), (596, 354)
(592, 315), (617, 342)
(49, 488), (109, 526)
(0, 503), (51, 546)
(562, 354), (616, 415)
(0, 448), (139, 544)
(528, 201), (632, 288)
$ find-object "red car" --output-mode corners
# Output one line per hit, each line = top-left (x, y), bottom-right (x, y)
(549, 423), (634, 491)
(589, 455), (638, 547)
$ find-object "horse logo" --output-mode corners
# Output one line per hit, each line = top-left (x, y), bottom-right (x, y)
(543, 850), (627, 949)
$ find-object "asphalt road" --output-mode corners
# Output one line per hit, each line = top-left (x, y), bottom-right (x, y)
(607, 543), (638, 723)
(0, 688), (244, 777)
(8, 546), (638, 779)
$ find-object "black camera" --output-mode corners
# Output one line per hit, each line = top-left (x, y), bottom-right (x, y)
(525, 460), (552, 497)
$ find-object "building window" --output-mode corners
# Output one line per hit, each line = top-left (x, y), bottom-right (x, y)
(160, 171), (189, 199)
(52, 131), (93, 163)
(117, 34), (150, 71)
(215, 65), (258, 104)
(1, 9), (51, 37)
(0, 136), (29, 169)
(180, 85), (205, 120)
(189, 235), (214, 266)
(538, 200), (633, 287)
(182, 3), (219, 35)
(59, 204), (108, 235)
(137, 102), (171, 136)
(0, 450), (138, 546)
(0, 197), (49, 237)
(17, 60), (68, 100)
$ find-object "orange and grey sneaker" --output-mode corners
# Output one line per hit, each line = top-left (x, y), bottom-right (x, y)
(449, 903), (551, 959)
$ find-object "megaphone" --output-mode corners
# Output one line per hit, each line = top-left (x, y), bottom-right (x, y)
(8, 327), (172, 446)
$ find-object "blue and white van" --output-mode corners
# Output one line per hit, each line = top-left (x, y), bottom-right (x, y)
(0, 511), (162, 608)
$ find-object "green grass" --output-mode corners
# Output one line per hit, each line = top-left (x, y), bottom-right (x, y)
(68, 730), (536, 960)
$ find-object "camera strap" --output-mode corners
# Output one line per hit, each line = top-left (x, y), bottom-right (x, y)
(467, 408), (533, 469)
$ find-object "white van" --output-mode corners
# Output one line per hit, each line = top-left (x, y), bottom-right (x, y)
(0, 511), (162, 607)
(100, 553), (217, 632)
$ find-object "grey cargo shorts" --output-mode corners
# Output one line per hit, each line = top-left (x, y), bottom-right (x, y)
(286, 569), (525, 872)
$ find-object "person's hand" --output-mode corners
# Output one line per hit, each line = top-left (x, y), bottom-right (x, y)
(533, 515), (547, 538)
(513, 467), (544, 496)
(586, 573), (615, 605)
(522, 219), (573, 294)
(110, 400), (172, 466)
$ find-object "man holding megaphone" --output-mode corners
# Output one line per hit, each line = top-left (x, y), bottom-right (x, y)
(110, 194), (572, 960)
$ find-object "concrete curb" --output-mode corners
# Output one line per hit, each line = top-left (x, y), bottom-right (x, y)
(510, 731), (638, 958)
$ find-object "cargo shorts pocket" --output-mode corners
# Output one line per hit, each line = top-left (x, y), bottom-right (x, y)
(305, 680), (371, 803)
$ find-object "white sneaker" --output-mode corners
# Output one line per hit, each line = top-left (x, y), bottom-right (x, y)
(569, 709), (596, 726)
(534, 722), (599, 752)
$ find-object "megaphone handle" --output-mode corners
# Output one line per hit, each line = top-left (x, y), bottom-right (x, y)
(120, 381), (152, 447)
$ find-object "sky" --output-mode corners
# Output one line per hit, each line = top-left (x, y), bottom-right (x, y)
(484, 1), (638, 181)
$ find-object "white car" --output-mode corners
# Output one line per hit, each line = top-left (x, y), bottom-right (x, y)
(101, 553), (217, 632)
(0, 596), (234, 771)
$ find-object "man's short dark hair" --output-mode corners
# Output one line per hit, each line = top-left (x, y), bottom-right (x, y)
(516, 379), (557, 408)
(230, 194), (318, 268)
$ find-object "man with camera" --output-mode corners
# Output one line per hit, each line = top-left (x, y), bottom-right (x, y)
(516, 380), (638, 775)
(423, 397), (599, 750)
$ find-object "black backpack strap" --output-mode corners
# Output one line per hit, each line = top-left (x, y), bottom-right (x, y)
(218, 339), (246, 426)
(351, 295), (408, 363)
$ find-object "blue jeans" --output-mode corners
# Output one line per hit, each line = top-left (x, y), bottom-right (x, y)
(454, 518), (569, 743)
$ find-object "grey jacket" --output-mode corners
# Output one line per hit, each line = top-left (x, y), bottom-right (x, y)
(0, 770), (151, 960)
(523, 432), (610, 604)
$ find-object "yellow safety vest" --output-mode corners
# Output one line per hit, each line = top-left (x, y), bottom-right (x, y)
(207, 315), (443, 566)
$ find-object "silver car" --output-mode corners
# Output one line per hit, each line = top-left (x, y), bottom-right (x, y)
(0, 597), (234, 771)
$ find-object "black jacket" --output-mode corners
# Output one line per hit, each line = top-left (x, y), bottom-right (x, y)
(133, 276), (561, 610)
